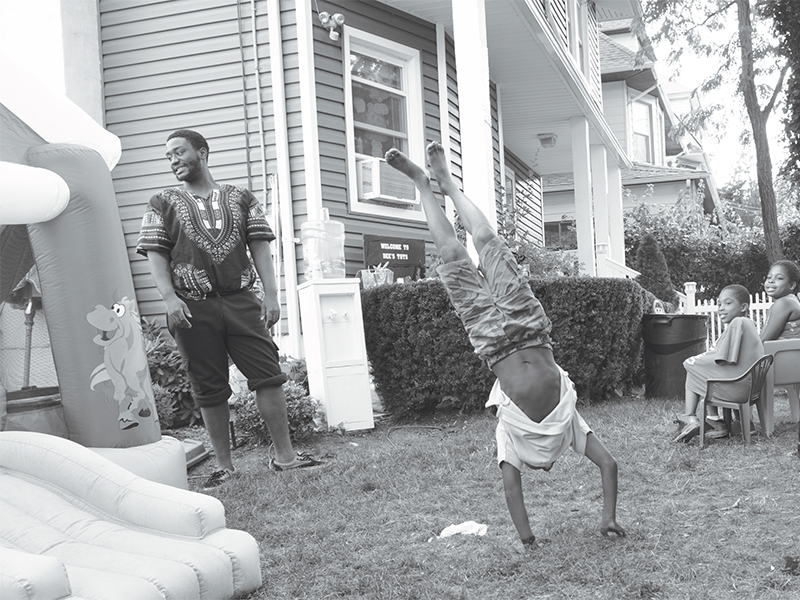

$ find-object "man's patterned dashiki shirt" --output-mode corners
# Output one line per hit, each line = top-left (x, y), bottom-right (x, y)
(136, 185), (274, 301)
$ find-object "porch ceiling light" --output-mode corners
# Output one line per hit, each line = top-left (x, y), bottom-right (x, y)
(537, 133), (557, 148)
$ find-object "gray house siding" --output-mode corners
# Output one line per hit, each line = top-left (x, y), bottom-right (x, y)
(505, 151), (545, 247)
(317, 0), (458, 268)
(602, 81), (628, 156)
(100, 0), (274, 323)
(587, 1), (601, 104)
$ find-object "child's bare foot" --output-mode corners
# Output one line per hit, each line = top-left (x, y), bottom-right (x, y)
(426, 141), (456, 195)
(385, 148), (429, 187)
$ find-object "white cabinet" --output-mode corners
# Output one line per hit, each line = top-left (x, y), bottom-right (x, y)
(297, 279), (374, 431)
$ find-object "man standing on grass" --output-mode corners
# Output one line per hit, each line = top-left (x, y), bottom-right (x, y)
(136, 129), (320, 489)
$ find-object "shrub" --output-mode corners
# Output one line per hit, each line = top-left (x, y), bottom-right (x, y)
(141, 318), (199, 427)
(151, 382), (176, 430)
(623, 186), (779, 300)
(361, 279), (493, 418)
(361, 277), (646, 417)
(635, 233), (679, 305)
(279, 355), (310, 392)
(231, 380), (320, 444)
(528, 277), (646, 401)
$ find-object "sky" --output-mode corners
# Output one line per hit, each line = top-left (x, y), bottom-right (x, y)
(649, 8), (788, 190)
(0, 0), (785, 190)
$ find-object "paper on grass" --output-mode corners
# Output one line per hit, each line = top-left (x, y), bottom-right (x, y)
(435, 521), (488, 539)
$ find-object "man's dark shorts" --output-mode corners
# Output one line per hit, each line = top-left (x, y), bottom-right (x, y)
(169, 290), (287, 407)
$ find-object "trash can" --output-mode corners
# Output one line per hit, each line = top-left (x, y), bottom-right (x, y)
(642, 314), (709, 399)
(2, 386), (68, 437)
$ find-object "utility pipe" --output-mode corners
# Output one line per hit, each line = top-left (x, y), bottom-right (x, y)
(267, 0), (302, 358)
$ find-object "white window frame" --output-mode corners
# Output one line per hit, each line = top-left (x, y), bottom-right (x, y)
(567, 0), (589, 78)
(504, 166), (516, 211)
(631, 97), (655, 164)
(343, 28), (426, 221)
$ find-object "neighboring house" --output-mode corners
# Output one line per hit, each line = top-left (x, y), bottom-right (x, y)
(543, 17), (721, 252)
(9, 0), (646, 357)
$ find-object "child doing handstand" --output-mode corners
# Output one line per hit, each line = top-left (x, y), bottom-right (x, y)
(760, 259), (800, 341)
(674, 284), (765, 442)
(385, 142), (626, 547)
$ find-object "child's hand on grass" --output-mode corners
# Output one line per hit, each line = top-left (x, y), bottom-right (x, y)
(600, 518), (626, 538)
(515, 535), (551, 554)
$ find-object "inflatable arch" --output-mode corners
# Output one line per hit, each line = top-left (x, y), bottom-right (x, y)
(0, 53), (158, 447)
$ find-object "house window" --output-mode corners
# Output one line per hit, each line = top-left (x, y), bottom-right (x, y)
(344, 29), (425, 221)
(545, 220), (577, 250)
(632, 100), (654, 163)
(499, 167), (517, 239)
(504, 167), (516, 211)
(567, 0), (588, 76)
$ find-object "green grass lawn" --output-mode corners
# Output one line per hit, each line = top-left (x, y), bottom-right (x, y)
(189, 393), (800, 600)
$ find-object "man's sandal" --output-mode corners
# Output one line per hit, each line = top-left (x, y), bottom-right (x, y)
(269, 451), (322, 472)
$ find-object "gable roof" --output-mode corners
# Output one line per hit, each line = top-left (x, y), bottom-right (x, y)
(599, 32), (646, 73)
(543, 162), (711, 192)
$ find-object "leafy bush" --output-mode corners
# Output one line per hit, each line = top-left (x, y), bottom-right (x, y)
(361, 279), (493, 418)
(279, 355), (310, 391)
(361, 277), (646, 417)
(151, 382), (176, 430)
(528, 277), (646, 401)
(634, 233), (679, 306)
(231, 380), (320, 444)
(141, 318), (199, 427)
(624, 187), (772, 300)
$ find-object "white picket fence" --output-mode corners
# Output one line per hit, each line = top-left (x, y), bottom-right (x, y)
(682, 282), (772, 348)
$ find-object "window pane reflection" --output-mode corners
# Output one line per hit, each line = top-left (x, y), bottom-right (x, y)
(350, 52), (402, 89)
(353, 128), (406, 157)
(352, 82), (407, 132)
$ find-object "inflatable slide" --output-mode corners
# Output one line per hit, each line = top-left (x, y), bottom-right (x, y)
(0, 52), (262, 597)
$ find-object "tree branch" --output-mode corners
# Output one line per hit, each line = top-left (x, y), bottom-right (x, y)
(681, 1), (736, 37)
(763, 62), (790, 118)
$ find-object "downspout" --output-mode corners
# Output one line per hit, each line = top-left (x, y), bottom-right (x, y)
(267, 0), (302, 358)
(436, 24), (455, 223)
(236, 1), (253, 190)
(247, 0), (278, 307)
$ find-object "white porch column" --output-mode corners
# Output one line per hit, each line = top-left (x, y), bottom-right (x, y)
(590, 144), (608, 276)
(296, 0), (323, 218)
(607, 162), (625, 265)
(451, 0), (497, 239)
(1, 0), (103, 124)
(571, 117), (595, 275)
(61, 0), (104, 124)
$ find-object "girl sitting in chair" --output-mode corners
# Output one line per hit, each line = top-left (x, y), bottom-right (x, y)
(760, 260), (800, 341)
(674, 284), (765, 443)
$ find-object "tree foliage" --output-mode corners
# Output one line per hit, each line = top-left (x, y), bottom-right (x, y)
(765, 0), (800, 186)
(624, 186), (772, 301)
(643, 0), (787, 263)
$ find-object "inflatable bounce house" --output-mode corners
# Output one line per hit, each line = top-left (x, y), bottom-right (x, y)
(0, 53), (261, 598)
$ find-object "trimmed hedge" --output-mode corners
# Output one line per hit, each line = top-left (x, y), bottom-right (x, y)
(361, 277), (647, 418)
(361, 279), (492, 418)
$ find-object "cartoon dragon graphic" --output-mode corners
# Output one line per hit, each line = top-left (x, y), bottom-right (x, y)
(87, 296), (155, 430)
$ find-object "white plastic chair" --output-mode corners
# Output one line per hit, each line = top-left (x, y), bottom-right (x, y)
(762, 339), (800, 436)
(699, 355), (773, 448)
